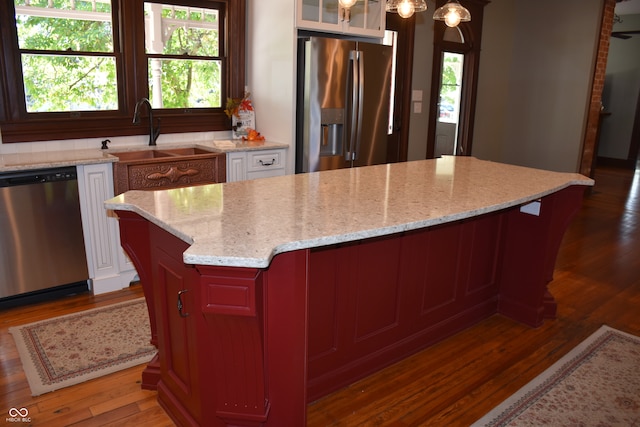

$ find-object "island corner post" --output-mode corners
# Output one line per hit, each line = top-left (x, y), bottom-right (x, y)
(111, 180), (589, 426)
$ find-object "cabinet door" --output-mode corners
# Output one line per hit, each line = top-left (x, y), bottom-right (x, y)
(297, 0), (385, 37)
(345, 0), (385, 37)
(151, 226), (203, 425)
(298, 0), (342, 33)
(226, 152), (247, 182)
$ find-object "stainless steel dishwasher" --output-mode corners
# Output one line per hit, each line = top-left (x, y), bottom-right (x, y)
(0, 166), (89, 308)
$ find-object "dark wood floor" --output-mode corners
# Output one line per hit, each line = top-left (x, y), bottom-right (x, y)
(1, 164), (638, 426)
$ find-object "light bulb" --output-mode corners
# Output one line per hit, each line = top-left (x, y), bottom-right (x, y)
(339, 0), (358, 8)
(397, 0), (415, 18)
(444, 9), (461, 27)
(433, 1), (470, 27)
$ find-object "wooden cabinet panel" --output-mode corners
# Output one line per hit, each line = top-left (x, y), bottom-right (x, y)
(150, 227), (203, 426)
(306, 214), (504, 401)
(307, 247), (342, 364)
(349, 237), (404, 347)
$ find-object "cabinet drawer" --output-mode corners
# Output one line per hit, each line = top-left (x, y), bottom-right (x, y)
(246, 149), (285, 173)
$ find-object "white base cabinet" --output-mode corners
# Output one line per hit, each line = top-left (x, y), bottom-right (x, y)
(77, 163), (137, 295)
(77, 148), (287, 296)
(226, 148), (287, 182)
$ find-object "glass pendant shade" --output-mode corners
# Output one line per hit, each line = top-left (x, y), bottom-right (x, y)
(433, 0), (471, 27)
(339, 0), (359, 8)
(386, 0), (427, 19)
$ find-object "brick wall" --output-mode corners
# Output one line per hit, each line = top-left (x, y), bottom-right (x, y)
(580, 0), (616, 178)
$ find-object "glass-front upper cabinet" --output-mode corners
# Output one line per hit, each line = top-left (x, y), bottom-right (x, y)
(297, 0), (385, 38)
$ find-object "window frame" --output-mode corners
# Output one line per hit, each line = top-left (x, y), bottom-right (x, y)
(0, 0), (245, 143)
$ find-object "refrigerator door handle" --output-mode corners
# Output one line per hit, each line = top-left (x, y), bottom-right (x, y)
(353, 50), (364, 162)
(346, 50), (361, 162)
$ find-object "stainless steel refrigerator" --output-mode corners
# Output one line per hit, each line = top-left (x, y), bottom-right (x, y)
(296, 36), (393, 173)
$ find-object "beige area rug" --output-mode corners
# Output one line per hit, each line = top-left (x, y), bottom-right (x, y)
(9, 298), (155, 396)
(472, 325), (640, 426)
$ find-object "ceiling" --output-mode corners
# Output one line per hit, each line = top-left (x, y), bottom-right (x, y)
(616, 0), (640, 15)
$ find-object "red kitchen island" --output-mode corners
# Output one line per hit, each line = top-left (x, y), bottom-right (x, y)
(105, 157), (593, 426)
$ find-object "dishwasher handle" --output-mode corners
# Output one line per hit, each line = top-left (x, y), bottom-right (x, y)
(1, 175), (46, 187)
(0, 167), (77, 188)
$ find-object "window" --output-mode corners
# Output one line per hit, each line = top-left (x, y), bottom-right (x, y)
(16, 0), (117, 113)
(0, 0), (245, 143)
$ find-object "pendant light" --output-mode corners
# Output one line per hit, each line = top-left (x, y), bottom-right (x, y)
(386, 0), (427, 19)
(433, 0), (471, 27)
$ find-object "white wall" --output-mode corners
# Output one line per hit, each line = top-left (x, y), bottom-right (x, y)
(469, 0), (515, 163)
(246, 0), (297, 174)
(471, 0), (603, 173)
(598, 13), (640, 160)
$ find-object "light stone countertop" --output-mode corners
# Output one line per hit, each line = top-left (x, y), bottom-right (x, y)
(104, 156), (594, 269)
(0, 148), (116, 172)
(0, 140), (288, 172)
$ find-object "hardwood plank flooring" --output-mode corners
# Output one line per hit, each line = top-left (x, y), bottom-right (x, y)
(1, 165), (638, 426)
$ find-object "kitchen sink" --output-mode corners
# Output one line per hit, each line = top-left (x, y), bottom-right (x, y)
(158, 147), (213, 156)
(112, 146), (226, 194)
(112, 147), (215, 162)
(112, 150), (175, 161)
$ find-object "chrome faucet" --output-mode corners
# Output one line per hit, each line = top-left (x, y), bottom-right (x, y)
(132, 98), (160, 146)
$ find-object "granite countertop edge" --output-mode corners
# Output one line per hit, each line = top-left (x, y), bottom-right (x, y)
(0, 140), (288, 172)
(104, 157), (595, 269)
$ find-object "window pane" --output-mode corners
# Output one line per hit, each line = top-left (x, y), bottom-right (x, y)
(148, 58), (221, 109)
(144, 2), (221, 110)
(144, 3), (219, 56)
(15, 0), (113, 52)
(438, 52), (463, 124)
(22, 54), (118, 112)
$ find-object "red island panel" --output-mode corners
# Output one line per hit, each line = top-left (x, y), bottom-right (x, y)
(115, 185), (586, 426)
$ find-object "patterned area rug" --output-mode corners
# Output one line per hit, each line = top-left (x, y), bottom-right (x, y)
(472, 325), (640, 426)
(9, 298), (155, 396)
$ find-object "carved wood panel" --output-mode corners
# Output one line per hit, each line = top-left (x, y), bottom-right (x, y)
(113, 153), (226, 195)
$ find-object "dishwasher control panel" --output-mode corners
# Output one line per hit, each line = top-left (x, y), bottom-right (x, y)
(0, 167), (77, 187)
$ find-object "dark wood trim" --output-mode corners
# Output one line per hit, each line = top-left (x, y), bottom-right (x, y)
(629, 85), (640, 164)
(0, 0), (245, 143)
(386, 13), (415, 162)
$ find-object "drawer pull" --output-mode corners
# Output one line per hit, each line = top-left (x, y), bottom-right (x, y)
(177, 289), (190, 318)
(258, 158), (276, 167)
